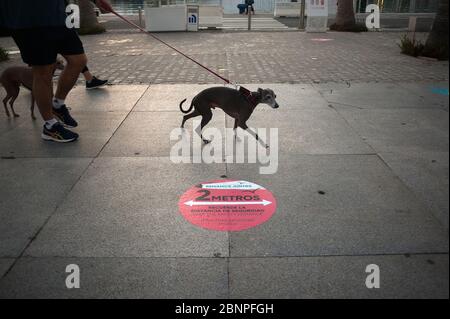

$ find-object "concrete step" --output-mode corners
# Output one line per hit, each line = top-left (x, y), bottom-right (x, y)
(222, 17), (289, 30)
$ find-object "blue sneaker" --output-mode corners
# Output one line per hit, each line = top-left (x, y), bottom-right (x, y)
(42, 123), (79, 143)
(53, 105), (78, 128)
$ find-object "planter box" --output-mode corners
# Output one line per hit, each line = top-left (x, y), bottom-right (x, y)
(145, 5), (187, 32)
(199, 5), (223, 28)
(274, 2), (302, 17)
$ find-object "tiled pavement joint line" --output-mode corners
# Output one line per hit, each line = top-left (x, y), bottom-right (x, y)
(226, 257), (231, 299)
(0, 86), (151, 284)
(332, 105), (448, 229)
(0, 156), (96, 284)
(94, 85), (150, 158)
(375, 152), (450, 232)
(9, 252), (450, 259)
(317, 89), (378, 155)
(328, 101), (447, 111)
(0, 155), (99, 159)
(325, 102), (366, 110)
(317, 87), (449, 231)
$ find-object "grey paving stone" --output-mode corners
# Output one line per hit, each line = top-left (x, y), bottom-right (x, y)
(335, 108), (449, 154)
(0, 91), (35, 136)
(321, 83), (444, 109)
(399, 82), (449, 111)
(2, 32), (449, 85)
(25, 157), (229, 258)
(225, 108), (374, 157)
(65, 85), (148, 112)
(134, 84), (218, 112)
(100, 111), (227, 157)
(0, 259), (14, 278)
(0, 158), (92, 257)
(379, 151), (449, 230)
(0, 112), (128, 158)
(229, 254), (449, 298)
(227, 155), (449, 257)
(0, 257), (228, 298)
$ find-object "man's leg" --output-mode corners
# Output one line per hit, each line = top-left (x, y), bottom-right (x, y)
(29, 64), (79, 143)
(51, 53), (87, 128)
(11, 28), (79, 142)
(82, 65), (93, 82)
(54, 53), (87, 100)
(11, 29), (57, 121)
(82, 65), (109, 90)
(32, 64), (56, 121)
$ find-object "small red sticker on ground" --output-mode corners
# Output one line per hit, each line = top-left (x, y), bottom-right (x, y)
(179, 180), (277, 231)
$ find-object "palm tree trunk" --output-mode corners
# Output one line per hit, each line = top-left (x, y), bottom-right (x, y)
(335, 0), (356, 27)
(75, 0), (105, 34)
(423, 0), (449, 60)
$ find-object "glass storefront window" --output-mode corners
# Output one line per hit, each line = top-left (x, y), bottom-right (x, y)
(356, 0), (437, 13)
(145, 0), (222, 6)
(145, 0), (187, 7)
(414, 0), (439, 13)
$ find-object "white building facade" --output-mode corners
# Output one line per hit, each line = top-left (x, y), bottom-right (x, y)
(137, 0), (439, 14)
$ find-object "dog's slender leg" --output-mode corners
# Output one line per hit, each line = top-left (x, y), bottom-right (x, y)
(9, 95), (20, 117)
(3, 96), (11, 117)
(8, 87), (20, 117)
(239, 122), (269, 149)
(195, 109), (212, 144)
(181, 109), (200, 128)
(233, 118), (242, 142)
(30, 94), (36, 120)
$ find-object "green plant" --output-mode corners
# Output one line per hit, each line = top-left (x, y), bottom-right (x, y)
(398, 34), (425, 57)
(0, 47), (9, 62)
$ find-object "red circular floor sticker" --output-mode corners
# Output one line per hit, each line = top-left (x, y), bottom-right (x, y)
(179, 180), (277, 231)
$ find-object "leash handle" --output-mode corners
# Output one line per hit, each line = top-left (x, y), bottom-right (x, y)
(111, 10), (232, 85)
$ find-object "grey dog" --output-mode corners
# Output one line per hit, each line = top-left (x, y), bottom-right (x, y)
(179, 86), (279, 148)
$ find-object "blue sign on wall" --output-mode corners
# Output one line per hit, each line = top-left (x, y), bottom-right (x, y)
(188, 14), (198, 24)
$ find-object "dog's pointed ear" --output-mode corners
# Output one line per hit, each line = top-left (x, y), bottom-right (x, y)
(257, 88), (264, 95)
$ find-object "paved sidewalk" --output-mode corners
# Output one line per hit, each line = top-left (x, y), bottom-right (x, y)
(0, 31), (448, 84)
(0, 80), (448, 298)
(0, 28), (448, 298)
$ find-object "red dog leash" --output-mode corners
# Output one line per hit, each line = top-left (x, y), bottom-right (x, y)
(111, 10), (232, 85)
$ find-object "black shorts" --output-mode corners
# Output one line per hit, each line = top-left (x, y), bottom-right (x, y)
(11, 27), (85, 66)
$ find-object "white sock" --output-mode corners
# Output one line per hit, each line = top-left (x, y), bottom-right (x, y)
(45, 118), (59, 129)
(53, 98), (65, 109)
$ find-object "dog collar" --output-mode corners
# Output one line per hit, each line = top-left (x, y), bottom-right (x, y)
(239, 86), (259, 108)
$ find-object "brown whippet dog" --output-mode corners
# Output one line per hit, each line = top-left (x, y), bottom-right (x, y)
(180, 86), (279, 148)
(0, 60), (65, 119)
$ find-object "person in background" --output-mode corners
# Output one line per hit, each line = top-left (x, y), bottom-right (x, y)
(64, 0), (109, 90)
(245, 0), (255, 15)
(237, 3), (247, 14)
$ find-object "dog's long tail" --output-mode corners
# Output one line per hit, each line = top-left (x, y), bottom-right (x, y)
(179, 98), (194, 114)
